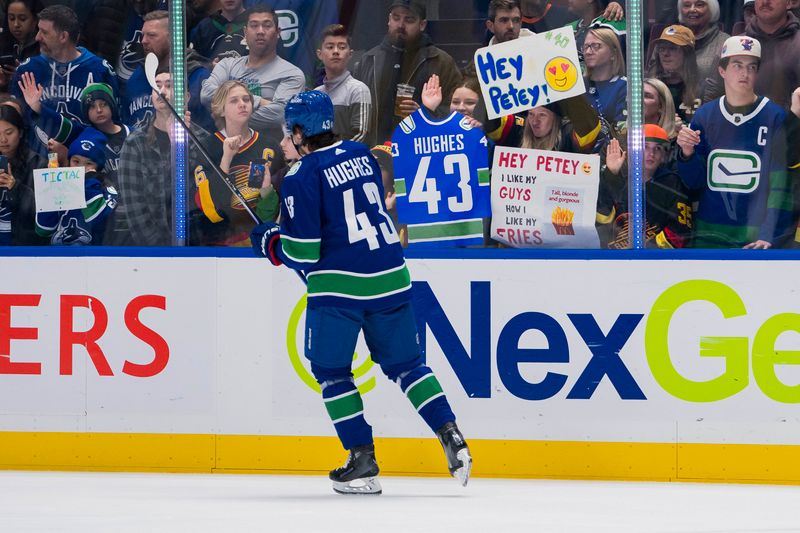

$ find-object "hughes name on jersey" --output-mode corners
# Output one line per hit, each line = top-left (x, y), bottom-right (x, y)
(273, 140), (411, 309)
(392, 110), (490, 247)
(677, 96), (793, 247)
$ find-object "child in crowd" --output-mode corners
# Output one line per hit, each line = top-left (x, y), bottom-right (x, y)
(35, 128), (118, 245)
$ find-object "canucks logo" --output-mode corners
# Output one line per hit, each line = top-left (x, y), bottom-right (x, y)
(277, 10), (299, 47)
(118, 30), (144, 81)
(707, 149), (761, 193)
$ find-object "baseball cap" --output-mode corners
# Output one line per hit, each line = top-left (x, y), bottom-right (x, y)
(743, 0), (754, 6)
(389, 0), (426, 20)
(644, 124), (670, 145)
(720, 35), (761, 59)
(653, 25), (695, 48)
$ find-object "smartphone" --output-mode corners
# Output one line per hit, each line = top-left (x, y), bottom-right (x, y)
(247, 158), (266, 188)
(0, 155), (8, 172)
(0, 55), (15, 68)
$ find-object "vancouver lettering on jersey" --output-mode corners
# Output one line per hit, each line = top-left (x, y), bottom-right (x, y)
(413, 134), (465, 155)
(323, 155), (374, 188)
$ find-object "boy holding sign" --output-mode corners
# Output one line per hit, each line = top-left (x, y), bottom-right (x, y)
(35, 128), (118, 245)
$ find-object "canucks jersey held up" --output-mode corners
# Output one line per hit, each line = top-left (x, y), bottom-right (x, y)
(392, 110), (491, 248)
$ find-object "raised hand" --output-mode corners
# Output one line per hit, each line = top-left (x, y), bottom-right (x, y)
(421, 74), (442, 112)
(603, 1), (624, 21)
(605, 138), (626, 175)
(17, 71), (43, 114)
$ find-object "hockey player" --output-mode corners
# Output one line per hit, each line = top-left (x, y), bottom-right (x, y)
(677, 35), (796, 248)
(250, 90), (471, 495)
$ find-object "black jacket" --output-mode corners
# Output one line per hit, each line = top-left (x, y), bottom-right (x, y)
(352, 34), (462, 146)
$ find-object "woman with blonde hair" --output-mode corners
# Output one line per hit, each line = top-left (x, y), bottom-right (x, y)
(644, 77), (677, 136)
(192, 80), (283, 246)
(583, 27), (627, 130)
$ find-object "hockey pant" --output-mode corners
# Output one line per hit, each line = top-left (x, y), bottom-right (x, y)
(306, 302), (456, 450)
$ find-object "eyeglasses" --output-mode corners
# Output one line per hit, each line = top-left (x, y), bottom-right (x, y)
(582, 42), (604, 53)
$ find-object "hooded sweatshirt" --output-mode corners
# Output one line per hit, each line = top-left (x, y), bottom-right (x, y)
(10, 47), (119, 155)
(746, 13), (800, 109)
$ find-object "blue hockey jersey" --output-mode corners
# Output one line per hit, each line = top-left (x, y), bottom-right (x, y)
(275, 140), (411, 309)
(35, 173), (118, 246)
(11, 49), (119, 154)
(677, 96), (793, 247)
(392, 110), (491, 247)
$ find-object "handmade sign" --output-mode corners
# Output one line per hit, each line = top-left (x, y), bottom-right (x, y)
(490, 146), (600, 248)
(474, 26), (586, 120)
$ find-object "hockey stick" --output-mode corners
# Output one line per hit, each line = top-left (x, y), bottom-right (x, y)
(144, 53), (307, 285)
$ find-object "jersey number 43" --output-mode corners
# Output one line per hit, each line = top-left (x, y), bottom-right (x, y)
(344, 182), (400, 250)
(409, 153), (472, 215)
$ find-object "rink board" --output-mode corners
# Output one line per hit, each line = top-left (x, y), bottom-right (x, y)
(1, 253), (800, 484)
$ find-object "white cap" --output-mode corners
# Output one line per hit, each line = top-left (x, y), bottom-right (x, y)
(743, 0), (754, 6)
(720, 35), (761, 59)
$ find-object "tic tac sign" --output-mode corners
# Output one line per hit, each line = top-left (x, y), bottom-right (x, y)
(474, 26), (587, 120)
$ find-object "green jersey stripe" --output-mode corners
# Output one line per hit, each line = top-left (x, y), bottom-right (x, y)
(477, 168), (490, 185)
(407, 219), (484, 241)
(324, 390), (364, 422)
(282, 237), (321, 263)
(308, 264), (411, 299)
(405, 374), (444, 410)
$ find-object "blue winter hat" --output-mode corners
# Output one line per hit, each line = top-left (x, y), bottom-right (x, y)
(68, 127), (107, 169)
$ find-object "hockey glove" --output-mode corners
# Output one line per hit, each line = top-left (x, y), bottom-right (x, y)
(250, 222), (283, 266)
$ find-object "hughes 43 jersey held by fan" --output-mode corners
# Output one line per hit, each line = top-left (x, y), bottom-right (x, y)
(392, 110), (491, 248)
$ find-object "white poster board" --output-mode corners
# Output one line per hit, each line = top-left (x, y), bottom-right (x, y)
(34, 166), (86, 213)
(490, 146), (600, 248)
(474, 26), (586, 120)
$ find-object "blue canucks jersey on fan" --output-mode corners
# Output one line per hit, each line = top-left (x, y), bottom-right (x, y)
(275, 140), (411, 309)
(392, 110), (490, 247)
(678, 96), (793, 247)
(11, 49), (119, 154)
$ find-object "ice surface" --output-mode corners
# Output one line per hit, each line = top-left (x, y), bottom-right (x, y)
(1, 471), (798, 533)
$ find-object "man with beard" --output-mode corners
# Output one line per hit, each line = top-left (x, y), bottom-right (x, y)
(78, 0), (159, 93)
(745, 0), (800, 109)
(201, 4), (304, 143)
(10, 5), (118, 155)
(122, 10), (214, 131)
(352, 0), (461, 146)
(487, 0), (533, 45)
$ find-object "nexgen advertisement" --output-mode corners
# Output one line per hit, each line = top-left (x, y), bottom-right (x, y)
(1, 257), (799, 446)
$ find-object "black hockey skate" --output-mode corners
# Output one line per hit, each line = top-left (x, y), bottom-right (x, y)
(329, 443), (382, 495)
(436, 422), (472, 487)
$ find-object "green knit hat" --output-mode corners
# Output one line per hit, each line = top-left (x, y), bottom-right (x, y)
(80, 83), (118, 122)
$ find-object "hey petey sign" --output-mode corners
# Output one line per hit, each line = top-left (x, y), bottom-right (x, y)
(474, 26), (586, 120)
